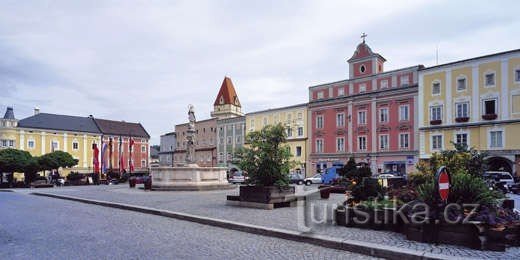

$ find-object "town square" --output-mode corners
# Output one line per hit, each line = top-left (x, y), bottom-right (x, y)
(1, 1), (520, 259)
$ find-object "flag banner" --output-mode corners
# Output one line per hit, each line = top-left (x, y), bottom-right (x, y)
(129, 137), (134, 172)
(101, 142), (107, 173)
(92, 143), (100, 173)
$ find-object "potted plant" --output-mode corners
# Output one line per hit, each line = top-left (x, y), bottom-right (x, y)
(234, 124), (295, 205)
(429, 119), (442, 125)
(455, 117), (470, 122)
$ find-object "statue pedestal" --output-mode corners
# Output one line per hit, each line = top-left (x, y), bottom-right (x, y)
(151, 166), (234, 191)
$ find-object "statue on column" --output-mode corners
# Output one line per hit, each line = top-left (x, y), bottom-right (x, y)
(185, 104), (197, 165)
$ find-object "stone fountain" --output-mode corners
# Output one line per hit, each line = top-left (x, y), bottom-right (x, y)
(151, 105), (232, 191)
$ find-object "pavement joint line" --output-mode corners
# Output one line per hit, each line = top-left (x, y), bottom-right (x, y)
(31, 192), (449, 260)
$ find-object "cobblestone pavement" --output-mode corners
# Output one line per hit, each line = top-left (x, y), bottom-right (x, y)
(17, 184), (520, 259)
(0, 192), (376, 260)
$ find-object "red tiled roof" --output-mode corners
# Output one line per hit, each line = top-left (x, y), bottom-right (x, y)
(213, 77), (241, 107)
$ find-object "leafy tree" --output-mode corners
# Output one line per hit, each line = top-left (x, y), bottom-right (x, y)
(39, 151), (78, 172)
(338, 157), (357, 178)
(24, 157), (41, 185)
(0, 148), (32, 173)
(418, 142), (487, 177)
(235, 124), (294, 187)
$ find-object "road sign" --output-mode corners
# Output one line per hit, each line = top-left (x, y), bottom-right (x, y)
(436, 166), (450, 201)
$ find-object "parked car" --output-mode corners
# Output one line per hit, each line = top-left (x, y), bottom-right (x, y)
(483, 171), (515, 188)
(304, 174), (323, 186)
(378, 173), (396, 178)
(289, 173), (305, 185)
(229, 172), (247, 184)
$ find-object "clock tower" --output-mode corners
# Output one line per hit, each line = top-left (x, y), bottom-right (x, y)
(210, 77), (243, 119)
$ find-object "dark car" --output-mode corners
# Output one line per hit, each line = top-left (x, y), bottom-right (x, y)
(289, 173), (305, 185)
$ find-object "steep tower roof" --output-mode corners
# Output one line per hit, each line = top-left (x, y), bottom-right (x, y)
(3, 107), (15, 119)
(347, 42), (386, 63)
(213, 77), (241, 107)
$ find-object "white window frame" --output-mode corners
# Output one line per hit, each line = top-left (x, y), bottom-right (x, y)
(358, 136), (367, 151)
(512, 93), (520, 115)
(297, 127), (303, 136)
(455, 102), (470, 118)
(488, 129), (505, 149)
(141, 145), (146, 153)
(263, 117), (268, 126)
(431, 134), (443, 151)
(399, 105), (409, 121)
(482, 98), (498, 116)
(51, 140), (60, 151)
(380, 80), (389, 89)
(379, 134), (389, 151)
(399, 133), (409, 149)
(400, 75), (409, 87)
(27, 139), (35, 149)
(456, 75), (467, 92)
(484, 71), (496, 88)
(316, 115), (324, 129)
(336, 113), (345, 127)
(454, 132), (469, 147)
(317, 91), (324, 99)
(296, 146), (302, 157)
(72, 139), (79, 150)
(430, 105), (443, 121)
(336, 137), (345, 152)
(432, 80), (441, 96)
(515, 68), (520, 83)
(358, 110), (367, 125)
(338, 87), (345, 96)
(359, 83), (367, 93)
(8, 140), (14, 147)
(316, 139), (324, 153)
(141, 159), (147, 168)
(379, 107), (389, 123)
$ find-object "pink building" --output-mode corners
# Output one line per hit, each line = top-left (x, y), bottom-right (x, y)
(308, 39), (423, 176)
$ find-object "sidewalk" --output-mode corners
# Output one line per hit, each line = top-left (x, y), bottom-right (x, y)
(23, 185), (520, 259)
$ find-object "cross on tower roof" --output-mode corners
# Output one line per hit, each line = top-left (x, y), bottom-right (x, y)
(361, 32), (367, 43)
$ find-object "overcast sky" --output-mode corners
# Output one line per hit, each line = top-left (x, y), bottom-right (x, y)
(1, 0), (518, 144)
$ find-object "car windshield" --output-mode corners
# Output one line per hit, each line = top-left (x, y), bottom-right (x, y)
(500, 173), (512, 180)
(313, 174), (321, 178)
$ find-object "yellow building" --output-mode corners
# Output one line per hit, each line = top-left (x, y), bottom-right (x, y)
(419, 49), (520, 176)
(245, 103), (309, 176)
(0, 107), (101, 177)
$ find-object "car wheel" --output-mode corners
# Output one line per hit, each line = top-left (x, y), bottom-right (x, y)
(305, 180), (312, 186)
(297, 180), (304, 185)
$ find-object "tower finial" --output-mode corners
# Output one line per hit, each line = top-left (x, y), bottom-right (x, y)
(361, 32), (367, 43)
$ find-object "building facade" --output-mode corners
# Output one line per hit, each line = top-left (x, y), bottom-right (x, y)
(0, 107), (18, 150)
(308, 40), (423, 176)
(14, 109), (102, 173)
(174, 118), (217, 167)
(419, 49), (520, 176)
(159, 132), (176, 166)
(94, 118), (151, 173)
(217, 116), (245, 169)
(245, 103), (308, 175)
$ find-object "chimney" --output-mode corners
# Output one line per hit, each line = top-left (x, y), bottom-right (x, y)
(34, 107), (40, 115)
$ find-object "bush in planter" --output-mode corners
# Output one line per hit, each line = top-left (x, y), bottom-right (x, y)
(235, 124), (294, 187)
(448, 172), (503, 207)
(351, 177), (382, 202)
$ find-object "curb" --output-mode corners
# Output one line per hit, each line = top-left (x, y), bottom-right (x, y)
(31, 192), (448, 260)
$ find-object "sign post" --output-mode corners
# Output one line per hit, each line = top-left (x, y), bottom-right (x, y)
(435, 166), (450, 202)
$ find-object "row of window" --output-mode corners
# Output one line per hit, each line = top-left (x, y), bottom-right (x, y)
(250, 112), (304, 129)
(315, 133), (410, 153)
(431, 69), (520, 96)
(219, 136), (243, 145)
(0, 121), (16, 127)
(316, 105), (410, 129)
(0, 139), (15, 148)
(287, 127), (304, 137)
(430, 130), (503, 150)
(429, 98), (499, 122)
(315, 75), (411, 99)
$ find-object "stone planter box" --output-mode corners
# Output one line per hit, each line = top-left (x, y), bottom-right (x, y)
(239, 185), (295, 204)
(319, 185), (347, 199)
(335, 207), (401, 230)
(404, 222), (437, 243)
(437, 222), (482, 250)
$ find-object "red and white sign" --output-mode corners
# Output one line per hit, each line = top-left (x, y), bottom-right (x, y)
(436, 166), (450, 201)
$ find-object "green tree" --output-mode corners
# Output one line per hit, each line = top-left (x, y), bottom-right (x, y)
(39, 151), (78, 173)
(338, 157), (357, 178)
(235, 124), (294, 187)
(0, 148), (32, 173)
(418, 142), (487, 177)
